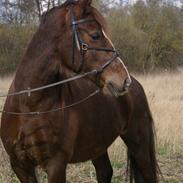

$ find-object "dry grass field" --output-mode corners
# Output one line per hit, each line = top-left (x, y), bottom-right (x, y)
(0, 70), (183, 183)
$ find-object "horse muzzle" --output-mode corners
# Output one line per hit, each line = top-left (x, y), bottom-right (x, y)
(107, 78), (132, 98)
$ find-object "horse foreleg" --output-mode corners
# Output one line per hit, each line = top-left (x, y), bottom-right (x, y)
(10, 159), (38, 183)
(92, 152), (113, 183)
(46, 152), (68, 183)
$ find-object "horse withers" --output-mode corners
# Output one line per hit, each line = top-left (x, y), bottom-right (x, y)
(0, 0), (159, 182)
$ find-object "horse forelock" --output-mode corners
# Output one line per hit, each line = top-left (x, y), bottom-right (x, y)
(90, 7), (107, 33)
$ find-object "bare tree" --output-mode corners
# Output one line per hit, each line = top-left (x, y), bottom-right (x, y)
(0, 0), (67, 23)
(34, 0), (65, 17)
(0, 0), (38, 24)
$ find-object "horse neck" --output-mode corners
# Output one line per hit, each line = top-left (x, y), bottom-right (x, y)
(12, 39), (97, 107)
(14, 48), (60, 91)
(61, 73), (99, 106)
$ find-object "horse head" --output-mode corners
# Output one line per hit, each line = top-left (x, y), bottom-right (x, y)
(42, 0), (132, 97)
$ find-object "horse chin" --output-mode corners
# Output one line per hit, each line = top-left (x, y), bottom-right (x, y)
(102, 85), (114, 97)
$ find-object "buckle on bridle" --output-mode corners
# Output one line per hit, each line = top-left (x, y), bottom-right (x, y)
(81, 43), (88, 51)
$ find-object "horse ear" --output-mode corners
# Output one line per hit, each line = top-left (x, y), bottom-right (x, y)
(78, 0), (92, 8)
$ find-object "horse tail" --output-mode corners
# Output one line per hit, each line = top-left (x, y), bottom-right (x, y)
(126, 114), (160, 183)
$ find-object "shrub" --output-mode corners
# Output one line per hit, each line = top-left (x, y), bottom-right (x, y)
(0, 24), (35, 76)
(107, 3), (183, 73)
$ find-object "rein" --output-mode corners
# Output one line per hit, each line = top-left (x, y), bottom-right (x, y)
(0, 89), (100, 116)
(0, 70), (100, 116)
(0, 70), (97, 98)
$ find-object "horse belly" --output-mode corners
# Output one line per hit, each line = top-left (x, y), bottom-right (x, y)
(70, 118), (121, 163)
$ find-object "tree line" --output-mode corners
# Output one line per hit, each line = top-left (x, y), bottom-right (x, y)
(0, 0), (183, 75)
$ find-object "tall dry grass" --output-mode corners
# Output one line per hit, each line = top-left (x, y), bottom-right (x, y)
(0, 71), (183, 182)
(0, 77), (13, 118)
(136, 70), (183, 153)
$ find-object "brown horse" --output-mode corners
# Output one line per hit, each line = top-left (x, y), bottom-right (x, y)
(0, 0), (159, 182)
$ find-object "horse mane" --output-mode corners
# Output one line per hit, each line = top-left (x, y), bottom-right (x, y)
(40, 0), (74, 23)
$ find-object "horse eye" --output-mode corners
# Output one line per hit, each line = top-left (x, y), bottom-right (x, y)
(91, 32), (101, 40)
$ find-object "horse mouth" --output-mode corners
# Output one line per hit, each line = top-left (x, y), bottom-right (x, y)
(107, 80), (131, 98)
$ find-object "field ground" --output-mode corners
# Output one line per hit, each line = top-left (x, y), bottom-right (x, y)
(0, 70), (183, 183)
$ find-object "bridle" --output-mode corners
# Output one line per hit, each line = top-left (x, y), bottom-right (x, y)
(0, 7), (122, 116)
(70, 7), (119, 78)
